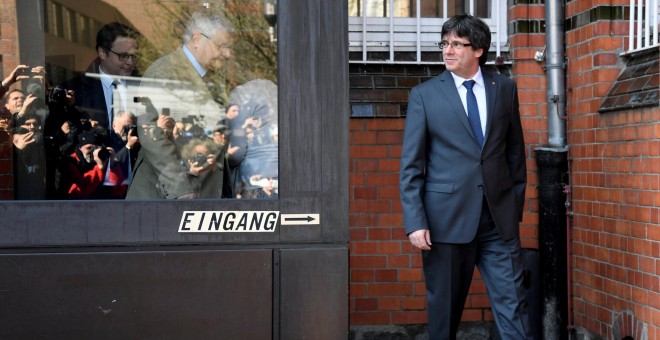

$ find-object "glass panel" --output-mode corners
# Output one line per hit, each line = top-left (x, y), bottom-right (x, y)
(366, 0), (387, 17)
(1, 0), (278, 200)
(412, 0), (442, 18)
(348, 0), (360, 16)
(392, 0), (413, 17)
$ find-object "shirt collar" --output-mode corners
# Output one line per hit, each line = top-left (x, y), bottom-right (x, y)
(450, 67), (484, 89)
(182, 45), (207, 78)
(98, 67), (117, 89)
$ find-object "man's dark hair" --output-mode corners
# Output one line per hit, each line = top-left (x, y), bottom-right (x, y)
(441, 14), (491, 66)
(3, 89), (25, 107)
(96, 22), (139, 52)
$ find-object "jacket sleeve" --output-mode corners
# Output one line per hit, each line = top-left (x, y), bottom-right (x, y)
(67, 163), (104, 198)
(505, 82), (527, 221)
(399, 86), (429, 235)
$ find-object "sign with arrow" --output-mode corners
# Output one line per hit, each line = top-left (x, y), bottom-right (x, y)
(280, 214), (320, 225)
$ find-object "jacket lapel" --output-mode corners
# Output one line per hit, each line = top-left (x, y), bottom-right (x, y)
(437, 71), (473, 137)
(483, 72), (498, 146)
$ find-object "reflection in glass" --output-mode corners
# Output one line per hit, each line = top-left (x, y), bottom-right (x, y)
(1, 0), (278, 200)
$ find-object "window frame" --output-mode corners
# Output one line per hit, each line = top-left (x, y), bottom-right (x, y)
(348, 0), (509, 64)
(1, 0), (349, 248)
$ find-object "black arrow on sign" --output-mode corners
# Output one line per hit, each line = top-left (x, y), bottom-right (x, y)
(284, 216), (315, 223)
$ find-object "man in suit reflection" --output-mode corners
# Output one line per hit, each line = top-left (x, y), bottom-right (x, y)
(126, 11), (233, 199)
(399, 15), (531, 339)
(61, 22), (140, 199)
(62, 22), (140, 133)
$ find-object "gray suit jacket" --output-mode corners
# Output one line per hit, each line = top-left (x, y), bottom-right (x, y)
(399, 70), (526, 243)
(126, 47), (228, 199)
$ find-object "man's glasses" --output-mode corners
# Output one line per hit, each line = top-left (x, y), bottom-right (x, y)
(199, 33), (231, 51)
(438, 41), (472, 50)
(106, 49), (140, 62)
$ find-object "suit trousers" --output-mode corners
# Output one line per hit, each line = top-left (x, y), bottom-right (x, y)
(421, 199), (532, 339)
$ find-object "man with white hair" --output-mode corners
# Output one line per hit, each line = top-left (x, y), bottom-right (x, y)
(127, 11), (234, 199)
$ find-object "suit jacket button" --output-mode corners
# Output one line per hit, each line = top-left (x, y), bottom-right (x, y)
(477, 184), (484, 190)
(480, 160), (485, 165)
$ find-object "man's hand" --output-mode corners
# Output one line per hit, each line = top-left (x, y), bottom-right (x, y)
(187, 155), (213, 176)
(29, 66), (46, 84)
(156, 115), (174, 130)
(0, 117), (10, 132)
(93, 147), (111, 169)
(126, 128), (139, 149)
(408, 229), (432, 250)
(3, 65), (30, 87)
(17, 94), (38, 117)
(13, 132), (35, 150)
(227, 143), (239, 156)
(66, 90), (76, 107)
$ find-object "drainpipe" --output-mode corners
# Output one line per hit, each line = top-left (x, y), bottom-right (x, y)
(534, 0), (570, 339)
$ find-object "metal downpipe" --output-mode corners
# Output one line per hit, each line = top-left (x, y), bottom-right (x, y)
(534, 0), (571, 339)
(545, 0), (567, 148)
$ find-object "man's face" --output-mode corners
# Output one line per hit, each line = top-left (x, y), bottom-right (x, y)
(194, 144), (209, 156)
(79, 144), (95, 162)
(22, 118), (38, 133)
(226, 105), (239, 120)
(98, 36), (139, 76)
(441, 32), (482, 79)
(5, 91), (25, 114)
(212, 131), (225, 145)
(112, 113), (135, 136)
(193, 31), (232, 71)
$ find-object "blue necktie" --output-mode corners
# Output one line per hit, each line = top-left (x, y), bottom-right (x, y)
(463, 80), (483, 147)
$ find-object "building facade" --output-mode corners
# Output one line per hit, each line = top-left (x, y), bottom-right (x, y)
(0, 0), (657, 338)
(348, 0), (658, 339)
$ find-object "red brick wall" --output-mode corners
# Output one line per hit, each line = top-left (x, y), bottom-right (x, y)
(0, 1), (18, 199)
(349, 117), (428, 326)
(349, 3), (659, 339)
(349, 117), (505, 327)
(565, 1), (660, 338)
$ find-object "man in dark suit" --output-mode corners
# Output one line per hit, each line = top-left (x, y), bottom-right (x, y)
(126, 11), (233, 199)
(59, 22), (141, 199)
(399, 15), (530, 339)
(62, 22), (140, 132)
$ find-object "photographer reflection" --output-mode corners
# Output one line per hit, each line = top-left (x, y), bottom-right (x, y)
(12, 113), (46, 199)
(63, 129), (124, 199)
(103, 110), (140, 198)
(227, 79), (278, 199)
(42, 85), (92, 199)
(4, 89), (39, 123)
(166, 138), (230, 199)
(1, 64), (46, 110)
(127, 11), (233, 199)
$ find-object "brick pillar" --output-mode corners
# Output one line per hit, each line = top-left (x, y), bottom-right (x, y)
(0, 2), (19, 199)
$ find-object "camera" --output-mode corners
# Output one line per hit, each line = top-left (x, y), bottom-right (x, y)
(96, 147), (110, 161)
(31, 132), (43, 144)
(17, 67), (30, 76)
(48, 86), (68, 107)
(190, 153), (208, 167)
(122, 124), (138, 136)
(14, 126), (30, 135)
